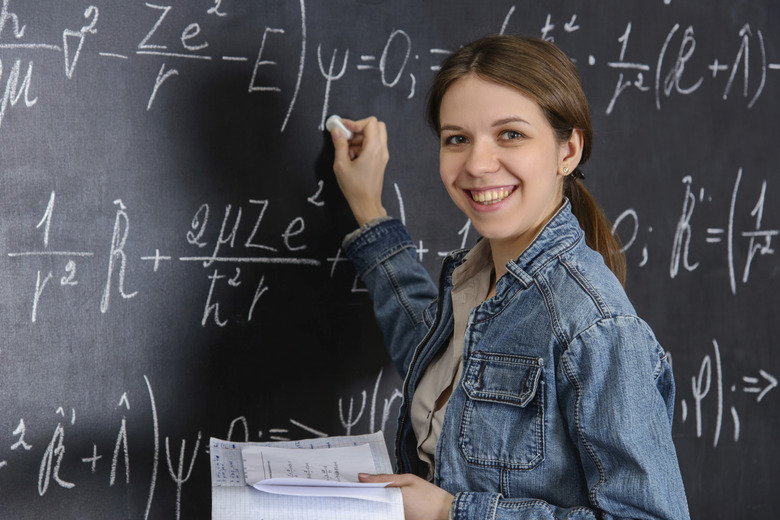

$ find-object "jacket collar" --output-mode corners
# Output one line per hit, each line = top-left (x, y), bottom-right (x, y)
(504, 199), (583, 287)
(442, 199), (583, 289)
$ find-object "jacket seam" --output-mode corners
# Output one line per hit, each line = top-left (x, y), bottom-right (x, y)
(536, 274), (570, 350)
(522, 239), (583, 350)
(561, 346), (606, 509)
(561, 258), (613, 319)
(381, 261), (425, 328)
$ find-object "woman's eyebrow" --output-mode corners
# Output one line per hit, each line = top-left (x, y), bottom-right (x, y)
(439, 123), (463, 133)
(492, 117), (531, 127)
(439, 117), (532, 133)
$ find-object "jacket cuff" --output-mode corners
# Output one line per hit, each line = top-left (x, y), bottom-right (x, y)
(341, 216), (394, 247)
(342, 217), (415, 277)
(450, 492), (501, 520)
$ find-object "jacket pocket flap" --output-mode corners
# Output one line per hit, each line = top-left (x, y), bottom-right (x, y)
(462, 351), (542, 407)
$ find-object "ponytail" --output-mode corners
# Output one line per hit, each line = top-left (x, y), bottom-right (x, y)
(565, 175), (626, 287)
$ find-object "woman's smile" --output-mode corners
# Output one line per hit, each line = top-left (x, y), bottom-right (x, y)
(466, 185), (517, 208)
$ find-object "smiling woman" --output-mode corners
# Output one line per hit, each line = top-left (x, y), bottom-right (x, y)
(436, 75), (581, 279)
(429, 35), (624, 286)
(330, 34), (689, 520)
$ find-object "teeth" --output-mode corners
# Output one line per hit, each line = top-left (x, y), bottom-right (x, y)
(471, 187), (514, 205)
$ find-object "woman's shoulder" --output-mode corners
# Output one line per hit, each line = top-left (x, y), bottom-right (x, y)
(550, 239), (639, 322)
(545, 246), (665, 363)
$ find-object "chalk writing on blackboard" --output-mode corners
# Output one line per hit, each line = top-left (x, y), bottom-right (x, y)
(63, 5), (98, 79)
(678, 340), (777, 448)
(101, 199), (138, 313)
(6, 192), (325, 324)
(670, 169), (777, 294)
(0, 369), (401, 515)
(602, 21), (774, 113)
(612, 168), (777, 294)
(2, 1), (780, 137)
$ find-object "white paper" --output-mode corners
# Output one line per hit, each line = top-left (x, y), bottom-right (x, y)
(253, 478), (393, 502)
(209, 432), (404, 520)
(242, 443), (392, 502)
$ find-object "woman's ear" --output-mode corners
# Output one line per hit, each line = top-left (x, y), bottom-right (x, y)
(559, 129), (584, 175)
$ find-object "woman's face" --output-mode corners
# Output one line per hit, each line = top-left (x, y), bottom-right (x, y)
(438, 74), (579, 255)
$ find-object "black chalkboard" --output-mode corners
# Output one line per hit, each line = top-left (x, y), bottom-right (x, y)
(0, 1), (777, 519)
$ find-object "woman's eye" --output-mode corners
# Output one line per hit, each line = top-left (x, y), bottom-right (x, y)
(443, 135), (468, 146)
(500, 130), (524, 141)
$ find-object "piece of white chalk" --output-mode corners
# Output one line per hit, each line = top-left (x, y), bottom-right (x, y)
(325, 114), (353, 140)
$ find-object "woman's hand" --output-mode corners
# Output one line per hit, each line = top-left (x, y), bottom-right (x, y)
(330, 116), (389, 226)
(359, 472), (454, 520)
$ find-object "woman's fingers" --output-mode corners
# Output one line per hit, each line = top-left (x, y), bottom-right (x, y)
(330, 116), (389, 226)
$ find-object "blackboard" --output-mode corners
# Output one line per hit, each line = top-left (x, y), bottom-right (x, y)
(0, 1), (777, 518)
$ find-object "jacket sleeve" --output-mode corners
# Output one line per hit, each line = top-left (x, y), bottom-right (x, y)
(343, 218), (439, 377)
(450, 316), (690, 520)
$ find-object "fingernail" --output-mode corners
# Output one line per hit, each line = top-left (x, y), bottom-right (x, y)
(332, 129), (342, 140)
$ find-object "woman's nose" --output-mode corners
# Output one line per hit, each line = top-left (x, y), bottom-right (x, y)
(464, 140), (499, 176)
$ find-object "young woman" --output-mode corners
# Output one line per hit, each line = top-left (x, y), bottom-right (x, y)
(330, 35), (689, 520)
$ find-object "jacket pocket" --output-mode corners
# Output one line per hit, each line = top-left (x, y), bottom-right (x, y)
(458, 351), (544, 470)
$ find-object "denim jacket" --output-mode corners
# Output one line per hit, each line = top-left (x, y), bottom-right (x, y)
(344, 202), (690, 520)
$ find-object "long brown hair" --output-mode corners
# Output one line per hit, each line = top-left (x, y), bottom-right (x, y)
(427, 34), (626, 286)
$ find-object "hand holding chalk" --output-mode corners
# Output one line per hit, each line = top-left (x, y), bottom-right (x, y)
(326, 114), (353, 140)
(329, 115), (389, 226)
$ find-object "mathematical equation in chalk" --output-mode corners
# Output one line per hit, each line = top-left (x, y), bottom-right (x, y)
(5, 185), (326, 325)
(0, 368), (401, 514)
(0, 1), (779, 134)
(3, 165), (778, 325)
(0, 375), (200, 518)
(612, 167), (778, 294)
(676, 339), (777, 447)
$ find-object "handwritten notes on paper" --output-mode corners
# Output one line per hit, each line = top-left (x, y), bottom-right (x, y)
(209, 432), (403, 520)
(243, 443), (392, 502)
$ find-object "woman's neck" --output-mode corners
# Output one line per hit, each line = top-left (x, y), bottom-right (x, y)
(486, 198), (565, 287)
(488, 238), (528, 283)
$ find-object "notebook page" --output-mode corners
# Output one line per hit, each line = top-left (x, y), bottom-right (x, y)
(210, 431), (403, 520)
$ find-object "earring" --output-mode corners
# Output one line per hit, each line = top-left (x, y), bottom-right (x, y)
(563, 166), (569, 174)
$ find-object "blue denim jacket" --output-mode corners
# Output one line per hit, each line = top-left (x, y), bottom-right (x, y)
(344, 202), (690, 520)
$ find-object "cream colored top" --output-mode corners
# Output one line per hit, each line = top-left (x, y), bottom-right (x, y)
(409, 239), (494, 480)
